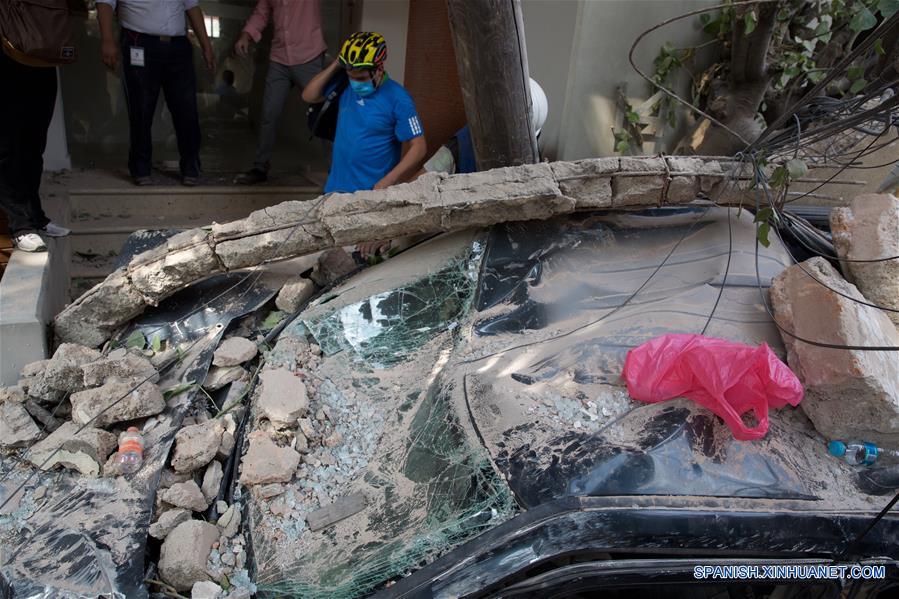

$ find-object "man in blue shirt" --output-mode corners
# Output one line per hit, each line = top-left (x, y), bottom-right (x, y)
(303, 32), (426, 257)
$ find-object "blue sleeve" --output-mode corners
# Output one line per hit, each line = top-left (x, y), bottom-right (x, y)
(393, 88), (424, 142)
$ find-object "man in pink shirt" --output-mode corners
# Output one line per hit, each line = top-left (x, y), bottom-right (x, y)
(233, 0), (327, 184)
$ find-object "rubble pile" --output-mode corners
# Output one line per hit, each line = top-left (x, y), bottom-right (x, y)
(232, 328), (392, 552)
(0, 342), (163, 475)
(147, 333), (261, 598)
(0, 332), (263, 599)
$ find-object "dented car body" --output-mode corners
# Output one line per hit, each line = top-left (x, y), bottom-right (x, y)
(2, 208), (898, 598)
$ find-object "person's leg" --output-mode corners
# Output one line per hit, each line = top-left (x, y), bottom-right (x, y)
(252, 62), (293, 173)
(293, 52), (325, 89)
(160, 37), (201, 179)
(0, 52), (55, 234)
(121, 34), (162, 180)
(292, 54), (331, 170)
(20, 62), (58, 231)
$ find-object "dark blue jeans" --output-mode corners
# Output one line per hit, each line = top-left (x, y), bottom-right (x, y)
(121, 31), (201, 178)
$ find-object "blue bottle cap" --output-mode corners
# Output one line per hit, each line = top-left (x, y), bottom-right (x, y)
(827, 440), (847, 457)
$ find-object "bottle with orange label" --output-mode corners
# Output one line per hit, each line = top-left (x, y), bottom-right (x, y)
(115, 426), (144, 474)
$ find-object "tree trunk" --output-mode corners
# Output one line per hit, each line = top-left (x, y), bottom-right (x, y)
(445, 0), (538, 169)
(688, 2), (781, 156)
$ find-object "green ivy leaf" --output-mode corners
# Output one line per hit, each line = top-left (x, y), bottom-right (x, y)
(150, 332), (162, 353)
(849, 7), (877, 32)
(754, 207), (774, 223)
(807, 70), (826, 84)
(786, 158), (809, 180)
(769, 165), (788, 188)
(879, 0), (899, 18)
(261, 310), (285, 331)
(874, 38), (886, 56)
(757, 222), (772, 248)
(850, 78), (867, 93)
(125, 329), (146, 350)
(615, 139), (631, 154)
(626, 110), (641, 124)
(744, 10), (758, 35)
(847, 65), (865, 80)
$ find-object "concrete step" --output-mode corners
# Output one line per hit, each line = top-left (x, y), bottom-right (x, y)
(67, 184), (321, 279)
(69, 185), (321, 226)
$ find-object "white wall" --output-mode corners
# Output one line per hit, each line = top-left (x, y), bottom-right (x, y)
(520, 0), (581, 161)
(43, 68), (71, 172)
(359, 0), (410, 84)
(523, 0), (717, 160)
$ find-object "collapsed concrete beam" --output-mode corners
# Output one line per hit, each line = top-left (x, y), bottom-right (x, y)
(54, 157), (751, 348)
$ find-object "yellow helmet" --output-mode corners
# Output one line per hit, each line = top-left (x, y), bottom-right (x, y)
(339, 32), (387, 69)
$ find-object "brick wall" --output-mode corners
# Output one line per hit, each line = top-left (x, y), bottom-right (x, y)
(403, 0), (468, 161)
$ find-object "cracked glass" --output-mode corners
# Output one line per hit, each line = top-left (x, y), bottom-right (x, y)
(302, 243), (483, 368)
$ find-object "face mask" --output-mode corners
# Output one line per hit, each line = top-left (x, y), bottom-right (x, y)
(350, 78), (376, 97)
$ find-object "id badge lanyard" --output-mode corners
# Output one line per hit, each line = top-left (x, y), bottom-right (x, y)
(127, 30), (145, 67)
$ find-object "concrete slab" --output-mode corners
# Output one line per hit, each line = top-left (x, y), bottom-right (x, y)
(0, 238), (71, 385)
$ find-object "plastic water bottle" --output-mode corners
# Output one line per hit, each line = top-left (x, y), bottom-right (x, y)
(827, 440), (899, 466)
(115, 427), (144, 474)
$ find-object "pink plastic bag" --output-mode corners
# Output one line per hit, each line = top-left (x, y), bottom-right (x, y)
(622, 334), (803, 441)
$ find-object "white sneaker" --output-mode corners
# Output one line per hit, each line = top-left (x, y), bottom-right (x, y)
(13, 232), (48, 252)
(42, 222), (70, 237)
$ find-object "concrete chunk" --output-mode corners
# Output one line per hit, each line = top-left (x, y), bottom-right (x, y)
(310, 248), (356, 287)
(831, 194), (899, 326)
(0, 386), (27, 405)
(43, 343), (103, 393)
(70, 378), (165, 427)
(438, 163), (574, 229)
(275, 276), (317, 313)
(203, 365), (248, 392)
(239, 431), (300, 485)
(770, 257), (899, 444)
(82, 352), (158, 387)
(213, 337), (258, 367)
(53, 269), (147, 348)
(550, 158), (617, 209)
(25, 421), (116, 477)
(612, 157), (667, 206)
(159, 520), (220, 591)
(306, 493), (367, 531)
(319, 175), (443, 245)
(217, 430), (235, 462)
(201, 460), (223, 503)
(217, 504), (241, 538)
(160, 480), (209, 512)
(0, 402), (41, 448)
(128, 230), (222, 304)
(172, 421), (223, 473)
(257, 368), (308, 427)
(191, 580), (223, 599)
(149, 508), (192, 540)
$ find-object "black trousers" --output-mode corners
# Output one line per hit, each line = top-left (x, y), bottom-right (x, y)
(121, 31), (201, 179)
(0, 51), (55, 234)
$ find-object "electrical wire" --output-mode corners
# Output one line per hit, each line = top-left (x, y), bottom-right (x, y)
(751, 162), (899, 351)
